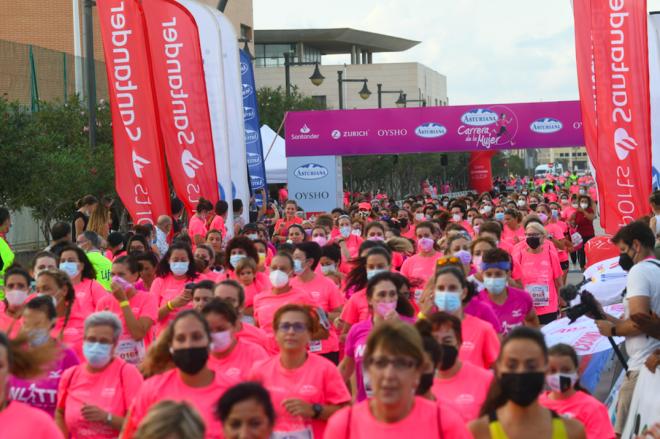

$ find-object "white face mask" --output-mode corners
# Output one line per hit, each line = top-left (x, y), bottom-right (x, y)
(580, 203), (589, 209)
(5, 290), (28, 306)
(321, 264), (336, 274)
(170, 261), (189, 276)
(452, 213), (462, 222)
(269, 269), (289, 288)
(546, 372), (578, 393)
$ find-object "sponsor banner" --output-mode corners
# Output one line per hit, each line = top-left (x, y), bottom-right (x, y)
(285, 101), (583, 157)
(142, 0), (219, 214)
(175, 0), (234, 234)
(574, 0), (652, 234)
(240, 49), (267, 207)
(468, 151), (495, 193)
(649, 13), (660, 189)
(541, 304), (625, 356)
(287, 156), (342, 213)
(97, 0), (171, 225)
(622, 366), (660, 438)
(216, 13), (250, 225)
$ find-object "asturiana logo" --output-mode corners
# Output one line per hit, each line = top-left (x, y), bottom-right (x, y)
(245, 129), (259, 144)
(530, 118), (563, 134)
(415, 123), (447, 138)
(247, 152), (262, 167)
(240, 62), (249, 75)
(290, 124), (320, 140)
(242, 84), (253, 98)
(294, 163), (328, 180)
(460, 109), (498, 126)
(250, 175), (265, 187)
(244, 106), (256, 120)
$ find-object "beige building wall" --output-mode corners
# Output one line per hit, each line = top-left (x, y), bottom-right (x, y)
(254, 62), (447, 110)
(536, 147), (589, 171)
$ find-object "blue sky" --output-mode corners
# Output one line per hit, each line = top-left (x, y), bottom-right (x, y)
(254, 0), (660, 105)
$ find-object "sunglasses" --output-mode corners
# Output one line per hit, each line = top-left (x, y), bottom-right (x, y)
(437, 256), (461, 267)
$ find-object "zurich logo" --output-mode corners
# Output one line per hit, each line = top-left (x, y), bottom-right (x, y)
(247, 152), (262, 167)
(530, 118), (563, 134)
(240, 62), (249, 75)
(294, 163), (328, 180)
(242, 84), (253, 98)
(244, 106), (256, 120)
(250, 175), (265, 187)
(415, 122), (447, 138)
(460, 109), (498, 126)
(245, 129), (259, 144)
(614, 127), (637, 160)
(331, 130), (342, 139)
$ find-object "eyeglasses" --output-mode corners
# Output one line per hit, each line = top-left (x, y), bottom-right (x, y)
(525, 233), (542, 238)
(277, 322), (308, 333)
(366, 356), (418, 371)
(437, 256), (460, 267)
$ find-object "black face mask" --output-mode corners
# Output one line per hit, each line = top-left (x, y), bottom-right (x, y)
(399, 218), (408, 228)
(618, 249), (636, 272)
(526, 236), (541, 249)
(171, 347), (209, 375)
(417, 372), (435, 395)
(499, 372), (545, 407)
(439, 344), (459, 371)
(194, 258), (209, 272)
(529, 203), (538, 211)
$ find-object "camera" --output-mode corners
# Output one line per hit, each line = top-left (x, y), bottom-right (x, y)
(560, 283), (603, 323)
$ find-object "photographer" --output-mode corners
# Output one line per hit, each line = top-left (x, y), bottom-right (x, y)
(593, 221), (660, 437)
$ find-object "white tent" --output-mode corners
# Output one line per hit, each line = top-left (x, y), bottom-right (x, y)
(260, 124), (287, 184)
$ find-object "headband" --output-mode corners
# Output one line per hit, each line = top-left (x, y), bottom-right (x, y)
(481, 261), (511, 271)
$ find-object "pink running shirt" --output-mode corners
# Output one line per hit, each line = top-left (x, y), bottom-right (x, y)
(539, 391), (615, 439)
(458, 314), (500, 369)
(0, 401), (64, 438)
(431, 361), (493, 422)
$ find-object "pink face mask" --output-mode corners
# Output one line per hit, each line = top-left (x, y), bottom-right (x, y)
(417, 237), (435, 253)
(368, 235), (385, 242)
(375, 301), (397, 317)
(312, 236), (328, 247)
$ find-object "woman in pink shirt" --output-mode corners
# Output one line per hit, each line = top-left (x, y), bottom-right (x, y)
(9, 295), (79, 417)
(0, 332), (65, 438)
(539, 344), (615, 439)
(502, 209), (525, 246)
(205, 230), (225, 273)
(249, 304), (351, 438)
(217, 382), (275, 439)
(56, 312), (144, 438)
(511, 221), (563, 324)
(418, 313), (493, 422)
(253, 253), (316, 336)
(477, 248), (539, 335)
(202, 298), (268, 385)
(234, 257), (261, 315)
(58, 246), (108, 355)
(1, 267), (31, 337)
(125, 310), (232, 439)
(324, 320), (470, 439)
(151, 242), (200, 335)
(335, 214), (363, 261)
(223, 237), (270, 289)
(400, 222), (443, 304)
(209, 199), (228, 239)
(194, 244), (222, 283)
(96, 256), (157, 365)
(188, 198), (213, 246)
(419, 266), (500, 368)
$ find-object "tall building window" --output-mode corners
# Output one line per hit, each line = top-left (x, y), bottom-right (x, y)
(311, 95), (327, 107)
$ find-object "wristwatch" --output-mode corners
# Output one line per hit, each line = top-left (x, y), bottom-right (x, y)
(311, 403), (323, 419)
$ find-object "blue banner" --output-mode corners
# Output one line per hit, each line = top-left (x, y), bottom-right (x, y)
(240, 49), (267, 207)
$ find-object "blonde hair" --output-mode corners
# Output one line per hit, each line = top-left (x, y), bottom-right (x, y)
(87, 203), (110, 238)
(525, 221), (547, 237)
(133, 400), (205, 439)
(235, 257), (257, 275)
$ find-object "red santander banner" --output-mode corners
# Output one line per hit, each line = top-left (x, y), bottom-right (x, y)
(142, 0), (219, 213)
(97, 0), (171, 224)
(573, 0), (652, 234)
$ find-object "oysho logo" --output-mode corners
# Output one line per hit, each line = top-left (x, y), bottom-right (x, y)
(247, 152), (262, 167)
(331, 130), (342, 139)
(614, 128), (637, 160)
(240, 62), (249, 75)
(414, 123), (447, 138)
(242, 84), (253, 98)
(132, 150), (150, 178)
(290, 124), (320, 140)
(244, 106), (256, 120)
(294, 163), (328, 180)
(460, 109), (498, 126)
(530, 118), (563, 134)
(378, 128), (407, 137)
(181, 150), (203, 178)
(245, 129), (259, 144)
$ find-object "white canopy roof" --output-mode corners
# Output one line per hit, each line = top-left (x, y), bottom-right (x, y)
(261, 124), (287, 184)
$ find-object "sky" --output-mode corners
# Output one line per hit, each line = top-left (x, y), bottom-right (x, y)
(254, 0), (660, 105)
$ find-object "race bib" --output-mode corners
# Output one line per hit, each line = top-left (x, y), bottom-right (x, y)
(414, 289), (424, 304)
(272, 427), (313, 439)
(526, 284), (550, 307)
(116, 335), (146, 365)
(308, 340), (322, 353)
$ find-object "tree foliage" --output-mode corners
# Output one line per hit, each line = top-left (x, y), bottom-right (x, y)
(257, 86), (326, 133)
(0, 96), (115, 240)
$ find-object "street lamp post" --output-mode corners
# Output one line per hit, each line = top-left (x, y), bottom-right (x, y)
(377, 83), (405, 109)
(283, 52), (324, 98)
(399, 93), (427, 108)
(337, 71), (371, 110)
(83, 0), (96, 149)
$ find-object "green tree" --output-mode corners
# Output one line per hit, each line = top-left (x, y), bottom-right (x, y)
(0, 96), (115, 241)
(257, 86), (326, 133)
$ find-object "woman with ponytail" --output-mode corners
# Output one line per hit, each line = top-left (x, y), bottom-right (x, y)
(0, 330), (63, 436)
(469, 327), (585, 439)
(539, 344), (615, 439)
(35, 270), (79, 354)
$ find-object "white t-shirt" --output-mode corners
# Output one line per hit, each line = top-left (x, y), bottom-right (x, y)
(623, 259), (660, 370)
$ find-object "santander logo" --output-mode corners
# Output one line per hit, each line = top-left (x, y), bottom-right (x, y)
(132, 151), (150, 178)
(614, 127), (637, 160)
(181, 150), (203, 178)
